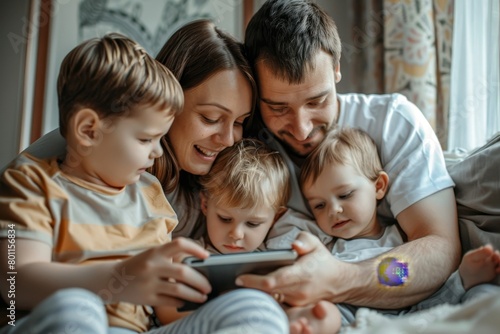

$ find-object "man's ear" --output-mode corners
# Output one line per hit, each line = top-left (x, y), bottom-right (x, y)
(72, 108), (101, 147)
(200, 191), (209, 216)
(375, 171), (389, 200)
(334, 64), (342, 83)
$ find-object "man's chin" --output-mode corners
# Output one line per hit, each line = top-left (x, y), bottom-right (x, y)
(282, 141), (315, 158)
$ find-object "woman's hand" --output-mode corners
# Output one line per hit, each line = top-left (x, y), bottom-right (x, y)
(236, 232), (344, 306)
(114, 237), (211, 307)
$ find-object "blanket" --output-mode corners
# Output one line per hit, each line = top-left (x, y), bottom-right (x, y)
(342, 288), (500, 334)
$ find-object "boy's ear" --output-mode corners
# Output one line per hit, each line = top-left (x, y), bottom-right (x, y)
(200, 191), (209, 216)
(72, 108), (101, 147)
(375, 171), (389, 200)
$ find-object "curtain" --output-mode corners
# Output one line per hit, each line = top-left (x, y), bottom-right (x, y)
(348, 0), (454, 149)
(447, 0), (500, 151)
(383, 0), (454, 149)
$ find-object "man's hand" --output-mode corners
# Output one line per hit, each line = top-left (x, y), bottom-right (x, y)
(236, 232), (346, 306)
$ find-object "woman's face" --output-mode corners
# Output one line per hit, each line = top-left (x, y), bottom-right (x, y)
(167, 69), (253, 175)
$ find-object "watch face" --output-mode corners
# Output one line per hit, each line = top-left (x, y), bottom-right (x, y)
(377, 256), (409, 286)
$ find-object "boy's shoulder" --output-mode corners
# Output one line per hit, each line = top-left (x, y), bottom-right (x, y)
(2, 153), (60, 181)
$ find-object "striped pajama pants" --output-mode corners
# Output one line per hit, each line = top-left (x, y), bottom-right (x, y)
(0, 288), (288, 334)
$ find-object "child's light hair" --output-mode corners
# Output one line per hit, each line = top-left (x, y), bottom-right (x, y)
(57, 33), (183, 138)
(300, 127), (383, 187)
(199, 139), (290, 212)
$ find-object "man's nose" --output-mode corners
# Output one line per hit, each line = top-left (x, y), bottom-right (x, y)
(289, 109), (313, 141)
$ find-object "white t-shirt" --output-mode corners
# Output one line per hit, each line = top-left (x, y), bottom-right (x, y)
(337, 93), (454, 219)
(265, 93), (454, 220)
(331, 223), (404, 263)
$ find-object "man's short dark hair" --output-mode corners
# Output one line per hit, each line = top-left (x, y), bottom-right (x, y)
(245, 0), (341, 84)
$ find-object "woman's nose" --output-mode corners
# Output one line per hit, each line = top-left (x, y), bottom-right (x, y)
(214, 124), (235, 147)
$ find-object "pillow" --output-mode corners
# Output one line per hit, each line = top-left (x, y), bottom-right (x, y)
(447, 132), (500, 254)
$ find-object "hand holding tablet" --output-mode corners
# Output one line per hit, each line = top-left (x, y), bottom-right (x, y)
(178, 249), (297, 311)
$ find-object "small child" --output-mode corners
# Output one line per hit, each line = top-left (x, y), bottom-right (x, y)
(295, 127), (500, 333)
(198, 138), (291, 254)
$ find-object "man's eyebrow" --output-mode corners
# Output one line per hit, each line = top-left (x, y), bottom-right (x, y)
(260, 89), (331, 105)
(260, 97), (287, 106)
(307, 90), (331, 101)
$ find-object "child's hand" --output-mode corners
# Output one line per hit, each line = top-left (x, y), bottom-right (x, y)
(112, 237), (211, 307)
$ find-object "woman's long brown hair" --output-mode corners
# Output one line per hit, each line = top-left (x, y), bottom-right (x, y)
(151, 19), (257, 211)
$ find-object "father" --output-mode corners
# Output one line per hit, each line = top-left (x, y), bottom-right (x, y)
(238, 0), (461, 310)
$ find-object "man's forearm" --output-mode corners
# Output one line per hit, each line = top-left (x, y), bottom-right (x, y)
(332, 233), (460, 308)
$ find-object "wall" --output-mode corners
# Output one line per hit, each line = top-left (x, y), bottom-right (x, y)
(316, 0), (354, 94)
(42, 0), (244, 135)
(0, 0), (355, 168)
(0, 1), (31, 167)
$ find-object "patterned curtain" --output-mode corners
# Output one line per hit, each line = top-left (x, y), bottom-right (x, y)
(349, 0), (454, 149)
(383, 0), (454, 149)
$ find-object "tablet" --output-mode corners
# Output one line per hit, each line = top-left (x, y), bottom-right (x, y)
(178, 249), (297, 311)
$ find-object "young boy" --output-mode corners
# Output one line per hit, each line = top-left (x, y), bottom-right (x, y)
(0, 34), (289, 334)
(0, 33), (182, 332)
(295, 127), (500, 333)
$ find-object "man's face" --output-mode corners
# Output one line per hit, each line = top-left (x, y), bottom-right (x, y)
(256, 50), (341, 157)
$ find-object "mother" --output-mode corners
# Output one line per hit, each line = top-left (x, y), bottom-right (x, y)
(152, 20), (255, 240)
(0, 20), (288, 333)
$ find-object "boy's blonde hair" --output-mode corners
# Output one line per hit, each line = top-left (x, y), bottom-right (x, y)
(199, 139), (290, 212)
(57, 33), (183, 137)
(300, 127), (383, 187)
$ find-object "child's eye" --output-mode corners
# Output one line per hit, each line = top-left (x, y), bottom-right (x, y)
(313, 203), (325, 210)
(246, 222), (261, 228)
(339, 191), (353, 199)
(139, 139), (152, 143)
(217, 215), (232, 223)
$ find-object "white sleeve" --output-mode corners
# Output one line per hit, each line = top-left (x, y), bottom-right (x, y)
(379, 95), (455, 217)
(339, 94), (455, 218)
